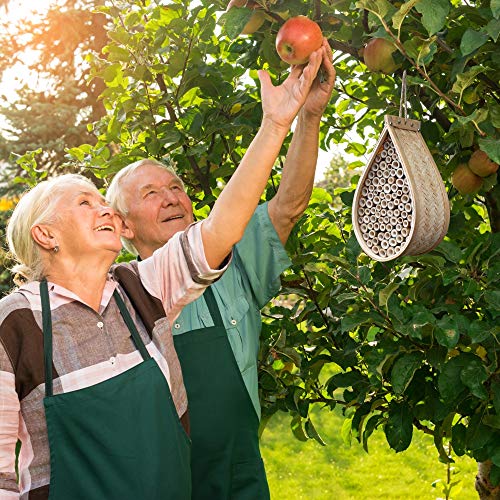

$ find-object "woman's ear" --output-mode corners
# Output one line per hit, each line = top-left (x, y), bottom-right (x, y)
(31, 224), (57, 251)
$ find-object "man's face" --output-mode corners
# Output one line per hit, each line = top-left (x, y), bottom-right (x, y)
(120, 164), (194, 258)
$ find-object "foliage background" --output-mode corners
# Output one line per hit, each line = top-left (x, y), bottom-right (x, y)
(1, 0), (498, 496)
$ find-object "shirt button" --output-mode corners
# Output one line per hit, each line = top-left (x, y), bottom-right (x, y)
(110, 357), (116, 364)
(97, 321), (104, 329)
(230, 319), (237, 326)
(174, 323), (181, 329)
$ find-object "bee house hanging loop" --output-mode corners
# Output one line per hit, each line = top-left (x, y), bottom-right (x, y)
(352, 71), (450, 262)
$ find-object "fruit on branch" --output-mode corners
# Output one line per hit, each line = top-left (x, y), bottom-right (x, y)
(275, 15), (323, 65)
(468, 150), (499, 177)
(451, 163), (483, 194)
(363, 38), (399, 74)
(226, 0), (265, 35)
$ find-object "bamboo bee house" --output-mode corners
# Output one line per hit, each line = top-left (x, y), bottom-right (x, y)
(352, 114), (450, 262)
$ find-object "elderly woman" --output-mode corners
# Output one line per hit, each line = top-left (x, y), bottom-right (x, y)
(0, 52), (324, 499)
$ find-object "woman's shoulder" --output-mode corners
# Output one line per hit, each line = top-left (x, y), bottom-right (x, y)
(0, 288), (30, 316)
(0, 288), (31, 320)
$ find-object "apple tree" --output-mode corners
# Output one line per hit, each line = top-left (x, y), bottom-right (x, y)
(43, 0), (500, 496)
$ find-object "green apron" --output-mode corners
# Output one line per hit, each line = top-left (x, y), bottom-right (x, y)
(173, 286), (270, 499)
(40, 279), (191, 500)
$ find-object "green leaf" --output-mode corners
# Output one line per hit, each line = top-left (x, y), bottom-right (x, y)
(363, 414), (384, 452)
(379, 283), (400, 308)
(392, 0), (422, 33)
(468, 321), (491, 344)
(492, 0), (500, 19)
(358, 266), (371, 284)
(438, 353), (480, 402)
(415, 0), (450, 36)
(486, 19), (500, 42)
(451, 423), (467, 456)
(341, 312), (375, 333)
(435, 317), (460, 349)
(329, 370), (367, 388)
(290, 415), (308, 442)
(493, 379), (500, 414)
(355, 0), (393, 19)
(391, 351), (424, 395)
(484, 290), (500, 311)
(219, 7), (253, 39)
(341, 417), (353, 446)
(434, 240), (462, 263)
(478, 138), (500, 164)
(385, 402), (413, 452)
(305, 418), (326, 446)
(460, 29), (490, 56)
(451, 66), (486, 102)
(461, 361), (488, 400)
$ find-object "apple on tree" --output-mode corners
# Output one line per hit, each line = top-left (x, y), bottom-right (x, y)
(468, 150), (499, 177)
(363, 38), (399, 74)
(275, 15), (323, 65)
(451, 163), (483, 195)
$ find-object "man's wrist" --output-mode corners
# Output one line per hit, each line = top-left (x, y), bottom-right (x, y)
(299, 108), (324, 123)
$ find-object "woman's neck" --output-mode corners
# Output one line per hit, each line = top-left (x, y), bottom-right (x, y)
(44, 257), (113, 312)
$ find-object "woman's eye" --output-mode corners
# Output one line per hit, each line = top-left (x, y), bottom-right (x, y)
(80, 200), (90, 206)
(145, 190), (156, 197)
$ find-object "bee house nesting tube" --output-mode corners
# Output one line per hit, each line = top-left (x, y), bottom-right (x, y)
(352, 115), (450, 262)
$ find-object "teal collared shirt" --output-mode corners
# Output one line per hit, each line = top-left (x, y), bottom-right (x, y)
(172, 202), (291, 418)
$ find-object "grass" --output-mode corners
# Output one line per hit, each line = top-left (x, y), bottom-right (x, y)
(261, 406), (478, 500)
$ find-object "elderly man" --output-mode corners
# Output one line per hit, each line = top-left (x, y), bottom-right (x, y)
(107, 42), (335, 500)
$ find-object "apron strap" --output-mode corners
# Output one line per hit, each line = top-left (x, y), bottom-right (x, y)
(203, 286), (224, 328)
(40, 281), (151, 399)
(40, 279), (54, 397)
(113, 289), (151, 361)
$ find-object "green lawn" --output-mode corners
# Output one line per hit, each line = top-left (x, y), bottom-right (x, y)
(261, 407), (478, 500)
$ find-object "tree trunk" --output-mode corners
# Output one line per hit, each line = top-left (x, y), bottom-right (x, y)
(476, 461), (500, 499)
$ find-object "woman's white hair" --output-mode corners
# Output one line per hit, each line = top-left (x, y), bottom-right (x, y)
(106, 158), (183, 256)
(6, 173), (98, 284)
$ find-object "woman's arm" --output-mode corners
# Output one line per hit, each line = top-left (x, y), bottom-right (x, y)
(200, 48), (325, 269)
(0, 348), (21, 498)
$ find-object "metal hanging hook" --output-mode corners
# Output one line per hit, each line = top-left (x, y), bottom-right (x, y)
(399, 70), (408, 120)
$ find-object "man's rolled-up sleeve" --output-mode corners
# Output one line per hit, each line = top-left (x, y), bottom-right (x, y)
(138, 221), (231, 322)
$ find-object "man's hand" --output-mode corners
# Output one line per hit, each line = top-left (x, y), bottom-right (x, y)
(302, 39), (336, 118)
(257, 46), (324, 130)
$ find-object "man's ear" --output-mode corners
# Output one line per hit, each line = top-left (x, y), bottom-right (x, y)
(31, 224), (57, 251)
(120, 217), (135, 240)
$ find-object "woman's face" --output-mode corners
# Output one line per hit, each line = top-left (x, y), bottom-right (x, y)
(50, 184), (123, 258)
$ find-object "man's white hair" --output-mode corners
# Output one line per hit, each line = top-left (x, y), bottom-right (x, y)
(105, 158), (183, 256)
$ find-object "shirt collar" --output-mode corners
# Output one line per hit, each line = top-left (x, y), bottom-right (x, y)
(19, 275), (118, 313)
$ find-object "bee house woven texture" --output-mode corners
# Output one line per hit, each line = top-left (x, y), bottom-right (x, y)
(352, 114), (450, 262)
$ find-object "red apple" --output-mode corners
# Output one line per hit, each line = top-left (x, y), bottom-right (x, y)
(451, 163), (483, 194)
(468, 150), (499, 177)
(275, 15), (323, 65)
(363, 38), (399, 74)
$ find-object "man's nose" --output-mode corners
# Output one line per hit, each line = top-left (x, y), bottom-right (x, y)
(160, 188), (179, 206)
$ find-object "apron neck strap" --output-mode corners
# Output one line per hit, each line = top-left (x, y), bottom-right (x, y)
(203, 286), (224, 328)
(40, 279), (54, 397)
(113, 289), (151, 361)
(40, 281), (152, 398)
